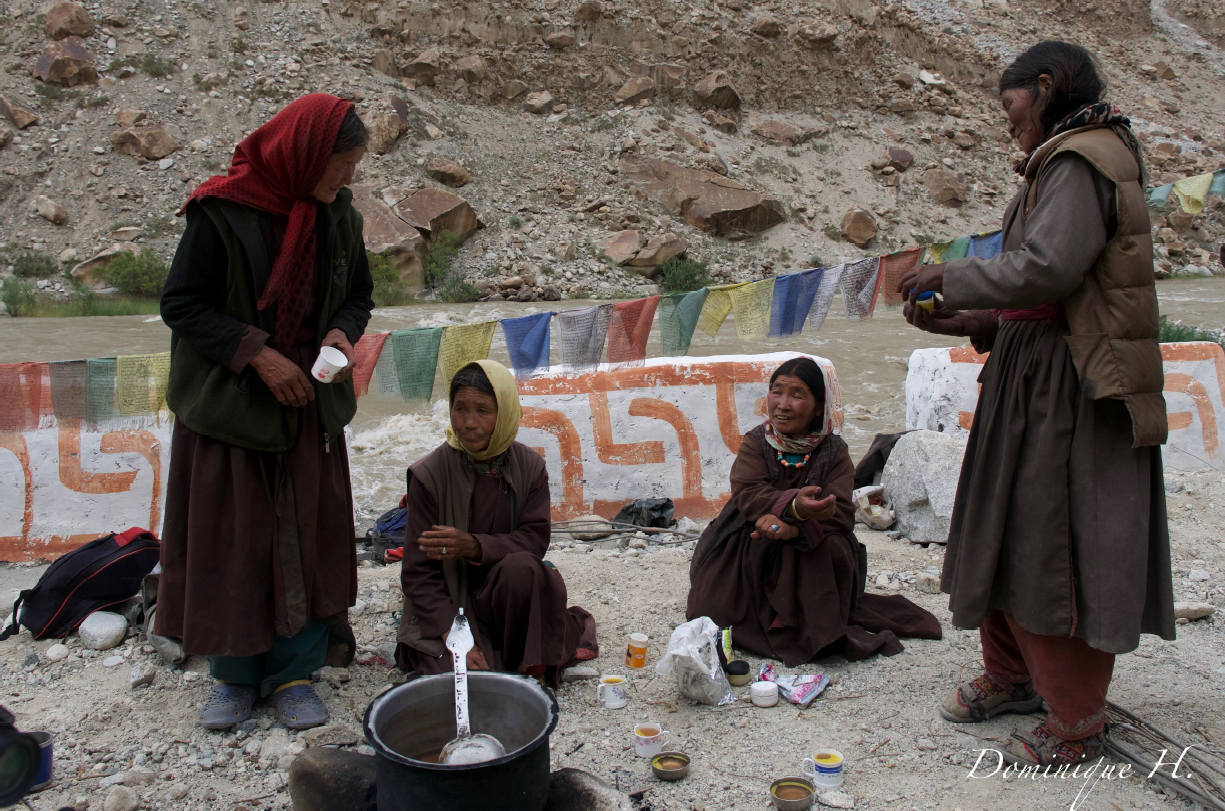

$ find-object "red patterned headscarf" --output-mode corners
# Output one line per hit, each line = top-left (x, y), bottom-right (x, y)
(181, 93), (354, 351)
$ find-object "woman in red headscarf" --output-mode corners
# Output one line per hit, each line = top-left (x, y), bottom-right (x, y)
(157, 94), (374, 730)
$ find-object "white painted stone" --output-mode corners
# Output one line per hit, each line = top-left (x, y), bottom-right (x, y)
(880, 430), (966, 545)
(905, 342), (1225, 472)
(79, 611), (128, 650)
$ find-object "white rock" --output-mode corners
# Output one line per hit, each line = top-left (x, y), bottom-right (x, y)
(79, 612), (128, 650)
(1188, 570), (1210, 582)
(915, 571), (941, 594)
(167, 782), (190, 800)
(1173, 601), (1216, 620)
(260, 729), (291, 761)
(123, 767), (156, 786)
(881, 431), (966, 545)
(568, 514), (614, 540)
(103, 656), (124, 667)
(45, 643), (70, 663)
(349, 599), (367, 617)
(817, 790), (855, 809)
(130, 662), (156, 687)
(874, 574), (891, 589)
(103, 785), (139, 811)
(561, 665), (599, 682)
(158, 157), (174, 170)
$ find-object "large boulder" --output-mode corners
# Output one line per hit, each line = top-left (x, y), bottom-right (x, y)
(393, 186), (483, 244)
(33, 36), (97, 86)
(0, 95), (40, 129)
(629, 233), (687, 266)
(365, 111), (406, 155)
(46, 2), (96, 39)
(839, 207), (877, 247)
(693, 71), (740, 110)
(795, 21), (838, 47)
(372, 49), (398, 78)
(424, 157), (471, 187)
(924, 168), (968, 206)
(880, 430), (966, 545)
(750, 120), (823, 147)
(36, 195), (68, 225)
(750, 17), (784, 37)
(598, 230), (646, 265)
(619, 154), (785, 239)
(404, 48), (441, 86)
(111, 123), (181, 159)
(455, 55), (488, 84)
(522, 91), (555, 114)
(349, 185), (424, 291)
(613, 76), (655, 106)
(70, 243), (136, 289)
(574, 0), (604, 22)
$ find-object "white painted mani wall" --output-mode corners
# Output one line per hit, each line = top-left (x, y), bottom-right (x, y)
(905, 341), (1225, 472)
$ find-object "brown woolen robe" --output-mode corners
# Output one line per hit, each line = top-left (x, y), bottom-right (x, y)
(941, 154), (1176, 653)
(396, 442), (597, 680)
(687, 427), (941, 665)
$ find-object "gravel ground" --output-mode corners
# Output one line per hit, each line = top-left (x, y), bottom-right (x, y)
(2, 469), (1221, 811)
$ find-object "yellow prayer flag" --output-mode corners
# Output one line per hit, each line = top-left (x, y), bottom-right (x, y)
(438, 321), (496, 386)
(1172, 171), (1214, 215)
(728, 278), (775, 340)
(696, 283), (746, 337)
(115, 353), (171, 417)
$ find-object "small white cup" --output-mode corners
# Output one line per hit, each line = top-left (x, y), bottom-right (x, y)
(804, 749), (845, 789)
(751, 681), (779, 708)
(596, 676), (628, 709)
(634, 722), (670, 758)
(311, 346), (349, 383)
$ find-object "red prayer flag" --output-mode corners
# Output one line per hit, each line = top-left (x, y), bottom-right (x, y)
(351, 331), (390, 398)
(879, 247), (923, 307)
(0, 362), (51, 432)
(607, 296), (660, 366)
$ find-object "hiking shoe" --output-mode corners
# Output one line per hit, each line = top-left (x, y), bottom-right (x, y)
(267, 683), (328, 729)
(1004, 719), (1106, 767)
(938, 673), (1043, 723)
(200, 683), (256, 729)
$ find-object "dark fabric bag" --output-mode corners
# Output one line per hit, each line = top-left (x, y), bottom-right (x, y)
(0, 528), (161, 641)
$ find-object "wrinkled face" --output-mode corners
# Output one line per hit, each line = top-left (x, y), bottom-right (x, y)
(767, 374), (820, 436)
(450, 387), (498, 453)
(311, 147), (365, 203)
(1001, 74), (1052, 155)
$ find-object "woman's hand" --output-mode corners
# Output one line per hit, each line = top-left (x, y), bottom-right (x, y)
(442, 631), (490, 670)
(322, 328), (356, 383)
(897, 263), (945, 304)
(794, 486), (838, 522)
(901, 296), (975, 337)
(418, 525), (483, 563)
(249, 345), (316, 407)
(751, 514), (800, 541)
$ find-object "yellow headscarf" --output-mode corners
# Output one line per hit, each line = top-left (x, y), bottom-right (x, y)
(444, 359), (522, 462)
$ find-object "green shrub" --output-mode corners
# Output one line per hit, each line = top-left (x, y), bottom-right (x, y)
(33, 82), (77, 101)
(424, 230), (460, 288)
(98, 249), (170, 298)
(1158, 316), (1225, 349)
(808, 254), (823, 268)
(231, 37), (248, 54)
(1, 278), (36, 316)
(658, 258), (711, 293)
(437, 275), (480, 303)
(368, 251), (411, 307)
(81, 93), (110, 108)
(10, 251), (56, 278)
(508, 214), (522, 229)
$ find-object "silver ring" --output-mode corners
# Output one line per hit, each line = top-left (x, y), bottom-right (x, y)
(771, 525), (779, 532)
(442, 547), (447, 556)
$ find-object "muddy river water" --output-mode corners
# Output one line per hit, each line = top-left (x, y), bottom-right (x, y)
(3, 278), (1222, 523)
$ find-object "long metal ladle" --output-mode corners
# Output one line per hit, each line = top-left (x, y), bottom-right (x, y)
(439, 609), (507, 765)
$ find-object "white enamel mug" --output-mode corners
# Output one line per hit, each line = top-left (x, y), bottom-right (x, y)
(633, 722), (670, 758)
(596, 675), (628, 709)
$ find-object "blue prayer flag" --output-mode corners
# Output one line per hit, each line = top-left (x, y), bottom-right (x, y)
(500, 312), (553, 378)
(969, 231), (1003, 260)
(769, 268), (825, 338)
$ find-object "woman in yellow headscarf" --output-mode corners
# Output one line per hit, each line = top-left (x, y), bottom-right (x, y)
(395, 361), (598, 684)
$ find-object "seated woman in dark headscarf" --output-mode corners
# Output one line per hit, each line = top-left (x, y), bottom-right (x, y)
(396, 360), (598, 685)
(687, 357), (941, 665)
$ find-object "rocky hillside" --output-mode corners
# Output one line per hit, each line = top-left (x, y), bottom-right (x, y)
(1, 0), (1224, 310)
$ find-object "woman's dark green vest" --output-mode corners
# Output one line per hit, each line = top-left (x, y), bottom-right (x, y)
(166, 192), (363, 452)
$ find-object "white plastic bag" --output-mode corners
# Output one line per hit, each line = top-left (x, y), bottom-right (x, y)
(852, 485), (895, 530)
(655, 617), (736, 706)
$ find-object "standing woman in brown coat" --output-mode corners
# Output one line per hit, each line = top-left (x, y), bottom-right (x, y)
(898, 41), (1175, 767)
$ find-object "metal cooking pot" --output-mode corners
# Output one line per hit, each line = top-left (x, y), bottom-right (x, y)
(364, 671), (558, 811)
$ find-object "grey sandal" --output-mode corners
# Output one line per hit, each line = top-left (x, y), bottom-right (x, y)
(200, 683), (256, 729)
(267, 683), (328, 729)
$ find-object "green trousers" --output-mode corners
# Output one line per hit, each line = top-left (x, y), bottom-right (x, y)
(208, 619), (329, 697)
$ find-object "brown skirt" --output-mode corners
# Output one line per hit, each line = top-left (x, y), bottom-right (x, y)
(942, 318), (1175, 653)
(156, 347), (358, 657)
(688, 528), (941, 666)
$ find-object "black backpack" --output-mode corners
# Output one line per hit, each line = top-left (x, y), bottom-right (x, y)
(0, 528), (161, 641)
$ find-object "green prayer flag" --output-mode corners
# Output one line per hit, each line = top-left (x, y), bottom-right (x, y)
(86, 357), (119, 425)
(659, 288), (708, 356)
(928, 236), (971, 264)
(391, 327), (443, 401)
